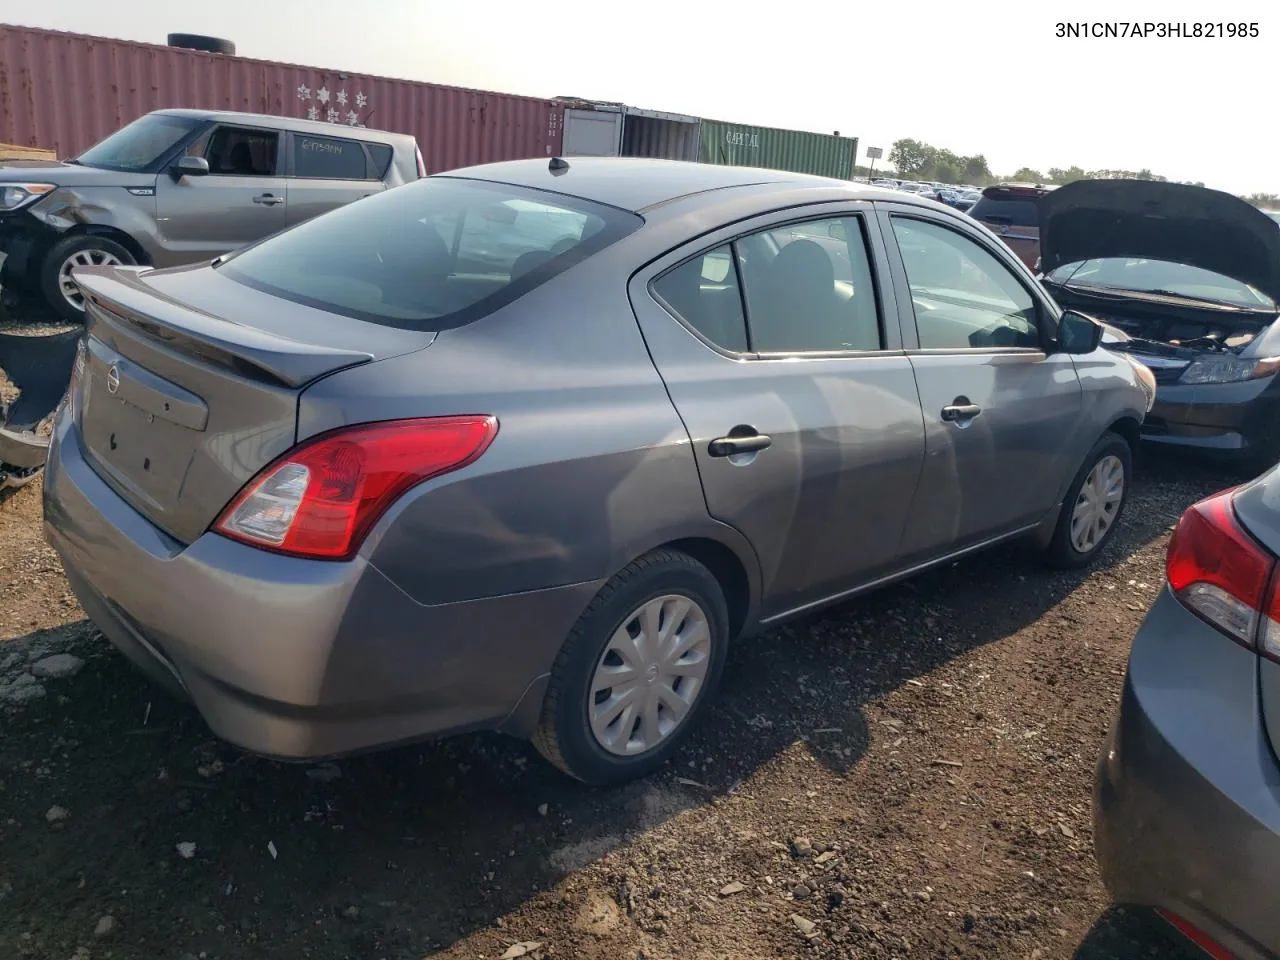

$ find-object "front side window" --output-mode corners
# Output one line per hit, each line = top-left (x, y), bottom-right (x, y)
(75, 114), (200, 173)
(219, 176), (641, 330)
(891, 217), (1041, 350)
(204, 127), (279, 177)
(652, 245), (748, 352)
(293, 134), (368, 180)
(736, 215), (882, 353)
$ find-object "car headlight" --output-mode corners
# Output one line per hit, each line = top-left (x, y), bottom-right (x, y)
(1122, 354), (1158, 412)
(1, 182), (56, 211)
(1178, 354), (1280, 385)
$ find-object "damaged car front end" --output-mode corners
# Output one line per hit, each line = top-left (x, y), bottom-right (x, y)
(1040, 179), (1280, 464)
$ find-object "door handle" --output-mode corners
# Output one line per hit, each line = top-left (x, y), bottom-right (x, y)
(708, 433), (772, 457)
(941, 403), (982, 422)
(252, 193), (284, 206)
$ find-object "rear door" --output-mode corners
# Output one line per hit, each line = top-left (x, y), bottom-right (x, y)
(152, 124), (287, 265)
(629, 203), (926, 620)
(877, 204), (1084, 559)
(284, 131), (385, 226)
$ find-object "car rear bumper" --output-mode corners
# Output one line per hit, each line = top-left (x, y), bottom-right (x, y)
(1140, 375), (1280, 460)
(1094, 588), (1280, 960)
(42, 408), (599, 759)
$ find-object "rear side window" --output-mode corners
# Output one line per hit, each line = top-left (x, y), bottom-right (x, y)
(736, 216), (882, 353)
(969, 194), (1040, 228)
(293, 134), (368, 180)
(219, 177), (642, 330)
(366, 142), (393, 178)
(653, 246), (749, 352)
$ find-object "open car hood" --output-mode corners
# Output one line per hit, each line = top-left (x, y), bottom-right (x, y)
(1039, 179), (1280, 305)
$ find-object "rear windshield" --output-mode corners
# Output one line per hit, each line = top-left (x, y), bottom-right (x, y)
(969, 195), (1040, 228)
(219, 177), (641, 330)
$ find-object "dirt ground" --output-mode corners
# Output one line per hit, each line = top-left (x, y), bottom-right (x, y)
(0, 451), (1245, 960)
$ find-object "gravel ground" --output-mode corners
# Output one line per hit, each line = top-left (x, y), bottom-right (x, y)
(0, 451), (1250, 960)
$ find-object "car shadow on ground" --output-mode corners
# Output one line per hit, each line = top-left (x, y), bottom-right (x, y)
(0, 450), (1243, 959)
(1073, 906), (1199, 959)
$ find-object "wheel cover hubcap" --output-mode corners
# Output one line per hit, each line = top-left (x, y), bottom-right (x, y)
(59, 249), (123, 309)
(588, 594), (712, 757)
(1070, 454), (1125, 553)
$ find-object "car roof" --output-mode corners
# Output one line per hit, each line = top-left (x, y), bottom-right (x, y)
(435, 156), (906, 215)
(151, 108), (413, 144)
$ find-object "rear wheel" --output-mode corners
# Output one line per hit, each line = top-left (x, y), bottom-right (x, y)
(533, 550), (729, 785)
(40, 235), (135, 322)
(1044, 431), (1132, 568)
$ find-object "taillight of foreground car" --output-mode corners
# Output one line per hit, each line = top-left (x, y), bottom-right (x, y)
(1166, 488), (1280, 656)
(213, 416), (498, 560)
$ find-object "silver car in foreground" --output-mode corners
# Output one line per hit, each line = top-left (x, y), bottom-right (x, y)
(43, 158), (1152, 784)
(1095, 466), (1280, 959)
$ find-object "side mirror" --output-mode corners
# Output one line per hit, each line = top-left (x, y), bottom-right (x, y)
(171, 156), (210, 180)
(1057, 309), (1104, 354)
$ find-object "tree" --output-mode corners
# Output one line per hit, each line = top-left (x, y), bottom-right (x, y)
(933, 163), (958, 184)
(1048, 165), (1087, 184)
(888, 139), (934, 178)
(1245, 193), (1280, 208)
(962, 155), (991, 184)
(1011, 167), (1045, 183)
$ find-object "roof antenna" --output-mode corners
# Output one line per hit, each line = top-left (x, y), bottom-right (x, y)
(549, 156), (570, 174)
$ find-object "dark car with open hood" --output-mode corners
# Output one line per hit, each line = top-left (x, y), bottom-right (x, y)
(1039, 179), (1280, 465)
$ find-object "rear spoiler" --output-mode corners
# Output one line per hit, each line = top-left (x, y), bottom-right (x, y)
(76, 268), (373, 388)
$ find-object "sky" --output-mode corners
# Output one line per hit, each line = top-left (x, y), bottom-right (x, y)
(10, 0), (1278, 195)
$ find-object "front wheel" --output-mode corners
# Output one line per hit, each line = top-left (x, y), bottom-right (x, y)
(39, 235), (136, 322)
(1044, 431), (1132, 569)
(533, 550), (730, 786)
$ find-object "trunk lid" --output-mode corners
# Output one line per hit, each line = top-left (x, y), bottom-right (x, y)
(1231, 470), (1280, 760)
(1039, 179), (1280, 304)
(72, 264), (434, 544)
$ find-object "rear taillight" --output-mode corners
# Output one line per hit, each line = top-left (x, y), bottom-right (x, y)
(213, 416), (498, 560)
(1167, 488), (1276, 649)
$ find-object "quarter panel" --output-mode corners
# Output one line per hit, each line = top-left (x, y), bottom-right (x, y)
(297, 255), (754, 607)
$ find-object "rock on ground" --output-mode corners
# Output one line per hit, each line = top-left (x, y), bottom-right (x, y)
(30, 653), (84, 680)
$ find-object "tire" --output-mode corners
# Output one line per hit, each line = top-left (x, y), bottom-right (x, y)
(533, 550), (730, 786)
(1044, 431), (1133, 569)
(167, 33), (237, 55)
(39, 235), (135, 322)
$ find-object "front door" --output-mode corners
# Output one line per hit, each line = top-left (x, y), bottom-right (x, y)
(153, 124), (287, 266)
(879, 208), (1084, 559)
(629, 205), (926, 620)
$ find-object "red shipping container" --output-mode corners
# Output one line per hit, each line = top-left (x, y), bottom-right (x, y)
(0, 23), (564, 172)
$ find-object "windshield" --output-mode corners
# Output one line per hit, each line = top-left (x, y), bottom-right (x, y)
(76, 114), (201, 172)
(220, 176), (642, 330)
(1046, 257), (1275, 309)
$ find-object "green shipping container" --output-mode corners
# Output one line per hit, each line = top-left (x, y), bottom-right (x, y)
(698, 118), (857, 180)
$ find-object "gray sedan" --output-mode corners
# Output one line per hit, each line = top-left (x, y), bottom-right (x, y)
(42, 158), (1152, 785)
(1095, 465), (1280, 959)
